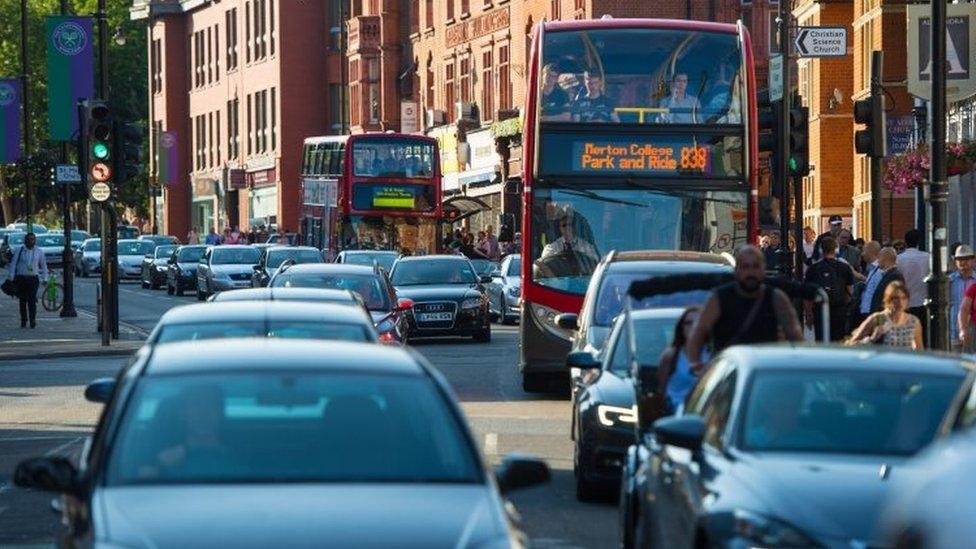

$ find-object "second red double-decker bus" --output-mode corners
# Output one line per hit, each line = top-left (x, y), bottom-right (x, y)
(300, 133), (441, 257)
(520, 18), (760, 391)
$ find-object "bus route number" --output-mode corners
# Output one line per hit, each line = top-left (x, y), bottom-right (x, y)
(679, 146), (709, 171)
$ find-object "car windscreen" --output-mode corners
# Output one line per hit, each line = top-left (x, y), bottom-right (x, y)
(155, 321), (373, 344)
(267, 249), (323, 269)
(7, 234), (25, 246)
(469, 259), (498, 276)
(155, 245), (177, 258)
(106, 372), (481, 485)
(343, 252), (397, 270)
(35, 234), (65, 247)
(392, 260), (477, 286)
(118, 241), (153, 256)
(270, 273), (389, 310)
(593, 271), (719, 326)
(740, 370), (963, 456)
(82, 240), (101, 252)
(71, 231), (90, 240)
(507, 258), (521, 276)
(212, 247), (261, 265)
(177, 247), (206, 262)
(606, 315), (679, 376)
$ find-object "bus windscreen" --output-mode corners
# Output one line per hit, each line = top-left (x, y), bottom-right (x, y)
(352, 138), (436, 179)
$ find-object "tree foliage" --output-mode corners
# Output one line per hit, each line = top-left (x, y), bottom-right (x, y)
(0, 0), (148, 221)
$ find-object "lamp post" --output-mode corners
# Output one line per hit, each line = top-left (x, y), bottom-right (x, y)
(59, 0), (77, 317)
(913, 99), (927, 250)
(925, 0), (949, 352)
(20, 0), (32, 233)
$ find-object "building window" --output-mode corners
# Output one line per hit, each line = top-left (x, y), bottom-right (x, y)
(255, 0), (266, 61)
(226, 9), (238, 71)
(445, 61), (456, 121)
(425, 0), (433, 29)
(352, 0), (362, 16)
(426, 56), (435, 109)
(551, 0), (560, 20)
(269, 0), (276, 56)
(214, 25), (220, 79)
(270, 87), (277, 150)
(410, 0), (419, 33)
(246, 94), (252, 155)
(498, 44), (510, 110)
(574, 0), (584, 10)
(460, 0), (469, 16)
(481, 50), (493, 121)
(367, 58), (380, 124)
(216, 111), (221, 165)
(459, 57), (470, 104)
(245, 1), (252, 63)
(208, 112), (214, 168)
(447, 0), (454, 20)
(350, 59), (361, 127)
(150, 38), (162, 94)
(329, 84), (343, 132)
(207, 27), (213, 84)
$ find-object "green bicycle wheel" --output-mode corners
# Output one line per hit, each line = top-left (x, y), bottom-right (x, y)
(41, 281), (63, 312)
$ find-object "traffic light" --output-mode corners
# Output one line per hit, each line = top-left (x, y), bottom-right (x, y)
(854, 90), (886, 158)
(81, 99), (114, 188)
(757, 91), (782, 197)
(788, 104), (810, 178)
(113, 122), (143, 185)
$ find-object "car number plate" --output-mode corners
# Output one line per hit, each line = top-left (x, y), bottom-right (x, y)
(418, 312), (453, 322)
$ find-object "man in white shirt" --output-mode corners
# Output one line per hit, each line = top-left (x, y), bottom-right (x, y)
(896, 229), (930, 345)
(6, 232), (49, 328)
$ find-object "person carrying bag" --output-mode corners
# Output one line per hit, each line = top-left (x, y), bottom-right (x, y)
(6, 232), (48, 328)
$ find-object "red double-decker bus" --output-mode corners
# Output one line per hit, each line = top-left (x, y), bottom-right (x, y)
(300, 133), (442, 257)
(519, 18), (760, 391)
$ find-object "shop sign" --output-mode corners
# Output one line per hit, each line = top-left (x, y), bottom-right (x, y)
(907, 3), (976, 102)
(446, 7), (510, 48)
(428, 125), (459, 174)
(466, 129), (500, 171)
(303, 178), (338, 207)
(401, 101), (420, 134)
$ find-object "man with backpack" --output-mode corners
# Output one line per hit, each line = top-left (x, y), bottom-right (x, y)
(804, 236), (854, 342)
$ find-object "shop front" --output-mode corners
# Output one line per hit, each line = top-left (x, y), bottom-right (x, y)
(192, 177), (218, 234)
(248, 167), (278, 231)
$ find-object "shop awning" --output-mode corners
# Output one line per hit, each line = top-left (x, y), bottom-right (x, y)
(458, 166), (499, 187)
(442, 195), (492, 223)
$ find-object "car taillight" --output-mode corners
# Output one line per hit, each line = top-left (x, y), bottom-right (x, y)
(378, 331), (397, 344)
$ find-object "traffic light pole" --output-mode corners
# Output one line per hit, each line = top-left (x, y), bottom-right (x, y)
(20, 0), (32, 233)
(94, 0), (118, 341)
(59, 0), (77, 318)
(776, 3), (793, 278)
(869, 52), (884, 242)
(926, 0), (949, 352)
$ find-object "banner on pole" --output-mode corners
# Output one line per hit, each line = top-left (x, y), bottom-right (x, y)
(157, 131), (178, 186)
(46, 16), (95, 142)
(907, 4), (976, 102)
(0, 79), (21, 164)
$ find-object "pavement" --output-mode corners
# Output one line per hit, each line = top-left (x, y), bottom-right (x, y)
(0, 292), (145, 362)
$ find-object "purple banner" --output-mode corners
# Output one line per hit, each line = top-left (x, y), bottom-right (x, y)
(46, 17), (95, 141)
(0, 79), (21, 164)
(157, 131), (178, 186)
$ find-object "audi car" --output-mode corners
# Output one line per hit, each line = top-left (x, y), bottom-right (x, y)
(269, 263), (412, 344)
(166, 245), (207, 295)
(487, 254), (521, 325)
(390, 255), (492, 342)
(141, 244), (177, 289)
(197, 245), (261, 299)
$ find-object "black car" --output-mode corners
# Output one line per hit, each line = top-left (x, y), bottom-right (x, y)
(166, 244), (207, 295)
(390, 255), (492, 342)
(141, 244), (177, 289)
(571, 307), (684, 501)
(252, 246), (323, 288)
(14, 339), (549, 548)
(269, 263), (412, 344)
(620, 345), (972, 549)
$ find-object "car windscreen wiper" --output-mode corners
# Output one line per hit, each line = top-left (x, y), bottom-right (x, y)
(623, 178), (743, 205)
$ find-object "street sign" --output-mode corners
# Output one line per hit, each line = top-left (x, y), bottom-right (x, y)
(91, 162), (112, 182)
(89, 181), (111, 202)
(794, 27), (847, 58)
(54, 163), (81, 185)
(769, 55), (784, 102)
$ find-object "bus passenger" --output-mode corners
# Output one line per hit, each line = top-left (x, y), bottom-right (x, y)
(572, 69), (619, 123)
(541, 63), (572, 121)
(658, 73), (701, 124)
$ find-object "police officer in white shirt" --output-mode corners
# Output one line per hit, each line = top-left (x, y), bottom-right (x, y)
(6, 232), (48, 328)
(896, 229), (930, 345)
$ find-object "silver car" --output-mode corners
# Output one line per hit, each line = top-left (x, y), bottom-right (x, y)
(196, 245), (261, 299)
(487, 254), (521, 325)
(74, 238), (101, 277)
(117, 240), (155, 279)
(35, 233), (67, 268)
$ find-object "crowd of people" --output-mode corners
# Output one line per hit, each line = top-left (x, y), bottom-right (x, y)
(444, 225), (520, 261)
(185, 225), (276, 246)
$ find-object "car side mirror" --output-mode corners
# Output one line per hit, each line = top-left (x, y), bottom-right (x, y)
(252, 264), (261, 271)
(494, 454), (550, 494)
(14, 457), (80, 494)
(555, 313), (579, 331)
(167, 257), (176, 264)
(144, 253), (153, 259)
(84, 377), (116, 403)
(490, 269), (502, 278)
(653, 415), (705, 452)
(478, 274), (492, 284)
(397, 297), (415, 311)
(566, 350), (600, 371)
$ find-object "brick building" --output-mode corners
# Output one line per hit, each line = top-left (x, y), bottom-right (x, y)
(133, 0), (343, 240)
(348, 0), (780, 233)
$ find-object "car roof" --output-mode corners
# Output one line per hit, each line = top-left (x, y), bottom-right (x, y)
(629, 307), (688, 321)
(610, 251), (732, 264)
(212, 287), (359, 303)
(723, 344), (976, 376)
(606, 257), (734, 275)
(342, 250), (399, 255)
(278, 263), (377, 275)
(157, 301), (371, 325)
(396, 254), (470, 263)
(144, 339), (425, 376)
(211, 244), (256, 250)
(268, 246), (319, 253)
(176, 244), (208, 250)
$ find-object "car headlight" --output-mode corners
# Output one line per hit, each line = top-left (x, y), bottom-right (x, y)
(597, 405), (637, 427)
(507, 285), (521, 298)
(731, 510), (817, 548)
(461, 297), (484, 309)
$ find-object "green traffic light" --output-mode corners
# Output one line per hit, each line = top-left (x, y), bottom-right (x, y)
(789, 157), (797, 172)
(92, 142), (110, 160)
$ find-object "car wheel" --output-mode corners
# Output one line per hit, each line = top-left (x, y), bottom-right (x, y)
(141, 274), (150, 289)
(166, 281), (174, 295)
(500, 297), (517, 325)
(522, 372), (547, 393)
(196, 286), (206, 301)
(175, 280), (183, 296)
(150, 274), (160, 290)
(473, 327), (491, 343)
(574, 436), (603, 502)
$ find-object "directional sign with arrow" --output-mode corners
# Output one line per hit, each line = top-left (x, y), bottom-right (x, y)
(794, 26), (847, 58)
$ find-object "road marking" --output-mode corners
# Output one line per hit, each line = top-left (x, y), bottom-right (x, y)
(0, 435), (82, 442)
(44, 436), (83, 457)
(484, 432), (498, 455)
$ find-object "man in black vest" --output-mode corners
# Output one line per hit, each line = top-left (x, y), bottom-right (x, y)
(804, 236), (854, 342)
(686, 246), (803, 374)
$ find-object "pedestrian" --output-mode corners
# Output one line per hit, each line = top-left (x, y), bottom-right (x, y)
(892, 239), (907, 254)
(896, 229), (930, 344)
(6, 232), (48, 328)
(849, 281), (923, 349)
(459, 233), (487, 260)
(655, 306), (706, 417)
(761, 232), (781, 271)
(484, 225), (501, 261)
(803, 236), (854, 342)
(205, 227), (221, 245)
(187, 226), (200, 245)
(949, 242), (964, 273)
(685, 245), (803, 372)
(848, 240), (882, 332)
(855, 246), (903, 325)
(859, 240), (881, 276)
(512, 231), (522, 255)
(810, 215), (844, 263)
(959, 271), (976, 354)
(949, 245), (976, 353)
(224, 226), (243, 245)
(837, 228), (862, 275)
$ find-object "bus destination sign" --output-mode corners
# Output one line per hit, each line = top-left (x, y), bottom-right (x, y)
(574, 141), (711, 173)
(373, 186), (416, 209)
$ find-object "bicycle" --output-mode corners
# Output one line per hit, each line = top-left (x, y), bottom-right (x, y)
(41, 273), (64, 312)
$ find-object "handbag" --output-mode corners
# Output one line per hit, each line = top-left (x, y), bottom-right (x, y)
(1, 278), (16, 297)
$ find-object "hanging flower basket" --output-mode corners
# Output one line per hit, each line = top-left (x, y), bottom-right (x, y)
(884, 141), (976, 194)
